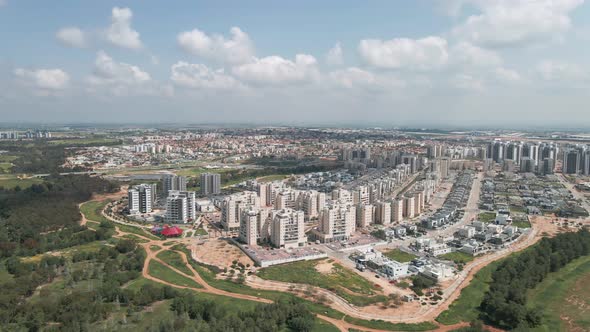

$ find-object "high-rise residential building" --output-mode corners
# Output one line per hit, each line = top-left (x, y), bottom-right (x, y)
(200, 173), (221, 195)
(520, 157), (535, 173)
(563, 148), (581, 174)
(271, 209), (306, 249)
(356, 204), (374, 228)
(403, 196), (415, 218)
(539, 158), (555, 175)
(128, 184), (153, 214)
(427, 144), (443, 159)
(297, 190), (325, 220)
(165, 191), (196, 223)
(318, 204), (356, 242)
(331, 188), (353, 205)
(353, 186), (370, 205)
(375, 201), (391, 225)
(391, 199), (404, 223)
(440, 157), (451, 179)
(221, 191), (260, 230)
(163, 175), (187, 195)
(239, 209), (259, 246)
(583, 150), (590, 176)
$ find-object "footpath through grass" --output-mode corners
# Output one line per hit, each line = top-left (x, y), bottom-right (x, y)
(147, 260), (202, 289)
(257, 258), (387, 306)
(156, 250), (194, 276)
(527, 255), (590, 332)
(383, 249), (417, 263)
(436, 260), (501, 325)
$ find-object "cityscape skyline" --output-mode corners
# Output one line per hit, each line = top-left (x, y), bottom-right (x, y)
(1, 1), (590, 126)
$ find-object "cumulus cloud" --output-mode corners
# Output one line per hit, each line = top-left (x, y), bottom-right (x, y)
(105, 7), (143, 50)
(453, 0), (584, 47)
(450, 42), (502, 67)
(56, 27), (87, 48)
(329, 67), (404, 92)
(358, 36), (448, 69)
(14, 68), (70, 90)
(177, 27), (254, 65)
(89, 51), (150, 85)
(232, 54), (319, 85)
(325, 42), (344, 65)
(537, 60), (588, 81)
(171, 62), (241, 90)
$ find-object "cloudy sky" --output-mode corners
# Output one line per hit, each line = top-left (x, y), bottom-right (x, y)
(1, 0), (589, 128)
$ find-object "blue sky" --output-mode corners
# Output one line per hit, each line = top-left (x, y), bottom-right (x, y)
(1, 0), (590, 128)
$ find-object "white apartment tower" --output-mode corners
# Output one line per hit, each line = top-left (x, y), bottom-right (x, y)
(128, 184), (153, 214)
(392, 199), (404, 223)
(375, 201), (391, 225)
(200, 173), (221, 195)
(163, 175), (187, 195)
(356, 204), (375, 228)
(318, 204), (356, 242)
(270, 209), (306, 249)
(165, 191), (196, 223)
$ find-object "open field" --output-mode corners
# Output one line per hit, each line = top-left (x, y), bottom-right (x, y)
(478, 212), (496, 223)
(0, 155), (18, 162)
(80, 200), (112, 224)
(512, 220), (532, 228)
(257, 174), (289, 182)
(0, 162), (13, 173)
(382, 248), (417, 262)
(438, 252), (474, 264)
(0, 177), (43, 189)
(148, 260), (203, 289)
(436, 260), (501, 325)
(257, 258), (387, 306)
(47, 138), (122, 146)
(527, 255), (590, 332)
(156, 250), (194, 276)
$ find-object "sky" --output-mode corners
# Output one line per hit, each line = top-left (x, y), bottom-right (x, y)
(1, 0), (590, 128)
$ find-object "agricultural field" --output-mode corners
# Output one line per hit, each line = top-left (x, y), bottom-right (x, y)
(382, 248), (417, 263)
(257, 258), (387, 306)
(0, 176), (44, 189)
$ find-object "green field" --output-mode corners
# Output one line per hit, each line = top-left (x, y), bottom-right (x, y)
(512, 220), (532, 228)
(0, 162), (13, 173)
(257, 174), (289, 182)
(257, 259), (387, 306)
(0, 155), (18, 162)
(80, 200), (112, 224)
(156, 250), (194, 276)
(147, 260), (202, 289)
(344, 316), (437, 331)
(0, 177), (44, 189)
(527, 255), (590, 332)
(436, 260), (501, 325)
(47, 138), (122, 146)
(438, 252), (474, 264)
(382, 249), (417, 263)
(478, 212), (496, 223)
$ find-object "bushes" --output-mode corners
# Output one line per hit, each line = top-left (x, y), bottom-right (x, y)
(481, 229), (590, 330)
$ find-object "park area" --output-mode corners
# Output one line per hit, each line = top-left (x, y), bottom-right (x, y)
(257, 258), (388, 306)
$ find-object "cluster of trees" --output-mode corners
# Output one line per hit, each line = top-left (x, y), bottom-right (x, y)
(0, 240), (180, 331)
(411, 274), (437, 296)
(170, 295), (315, 332)
(481, 229), (590, 329)
(0, 175), (118, 257)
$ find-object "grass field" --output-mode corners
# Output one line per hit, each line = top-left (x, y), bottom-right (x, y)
(156, 250), (194, 276)
(148, 260), (202, 289)
(47, 138), (121, 146)
(512, 220), (532, 228)
(80, 200), (112, 224)
(382, 249), (417, 263)
(436, 260), (501, 325)
(0, 177), (44, 189)
(527, 255), (590, 332)
(438, 252), (474, 264)
(257, 259), (387, 306)
(0, 162), (13, 173)
(344, 316), (438, 331)
(257, 174), (289, 182)
(478, 212), (496, 223)
(194, 227), (208, 236)
(0, 155), (18, 162)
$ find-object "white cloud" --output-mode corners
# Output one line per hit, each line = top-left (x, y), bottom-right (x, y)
(452, 73), (485, 91)
(232, 54), (319, 85)
(325, 42), (344, 65)
(56, 27), (87, 48)
(537, 60), (588, 81)
(494, 67), (521, 82)
(358, 36), (448, 69)
(105, 7), (143, 50)
(450, 42), (502, 67)
(453, 0), (584, 47)
(177, 27), (254, 65)
(14, 68), (70, 90)
(329, 67), (404, 91)
(171, 62), (241, 90)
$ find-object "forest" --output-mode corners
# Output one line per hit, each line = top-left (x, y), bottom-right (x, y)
(0, 174), (119, 257)
(480, 229), (590, 330)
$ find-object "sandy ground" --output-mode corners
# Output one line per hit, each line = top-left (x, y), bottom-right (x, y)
(189, 238), (254, 269)
(315, 260), (335, 274)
